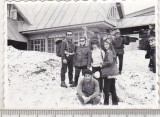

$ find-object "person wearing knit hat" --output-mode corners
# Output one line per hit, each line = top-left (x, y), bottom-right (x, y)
(101, 40), (119, 105)
(77, 69), (101, 105)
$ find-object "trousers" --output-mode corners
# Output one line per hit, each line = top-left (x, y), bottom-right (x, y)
(74, 66), (87, 86)
(92, 67), (103, 93)
(117, 54), (123, 72)
(103, 77), (118, 105)
(77, 95), (101, 105)
(61, 56), (73, 82)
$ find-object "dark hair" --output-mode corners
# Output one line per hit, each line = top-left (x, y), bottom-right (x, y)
(83, 69), (93, 75)
(80, 36), (86, 41)
(103, 40), (117, 57)
(91, 39), (100, 47)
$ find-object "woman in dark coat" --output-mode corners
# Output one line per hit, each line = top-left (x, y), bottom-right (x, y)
(101, 40), (119, 105)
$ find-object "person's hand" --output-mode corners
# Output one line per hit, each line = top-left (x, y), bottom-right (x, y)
(87, 66), (91, 70)
(69, 52), (74, 55)
(64, 51), (70, 57)
(63, 59), (67, 64)
(82, 96), (90, 104)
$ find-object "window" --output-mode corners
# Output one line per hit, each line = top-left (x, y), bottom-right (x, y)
(7, 4), (17, 19)
(109, 7), (117, 19)
(29, 39), (45, 52)
(74, 32), (84, 46)
(48, 38), (55, 53)
(74, 33), (78, 41)
(17, 13), (24, 21)
(7, 4), (24, 21)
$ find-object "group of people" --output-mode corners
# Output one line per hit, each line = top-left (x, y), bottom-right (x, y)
(58, 29), (128, 105)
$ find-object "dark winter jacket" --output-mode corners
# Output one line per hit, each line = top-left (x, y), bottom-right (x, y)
(101, 50), (119, 77)
(74, 46), (91, 68)
(112, 37), (124, 55)
(77, 78), (100, 98)
(61, 40), (75, 59)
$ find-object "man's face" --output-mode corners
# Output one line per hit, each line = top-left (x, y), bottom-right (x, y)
(66, 33), (73, 42)
(79, 38), (86, 46)
(84, 74), (92, 82)
(149, 37), (156, 47)
(115, 33), (121, 38)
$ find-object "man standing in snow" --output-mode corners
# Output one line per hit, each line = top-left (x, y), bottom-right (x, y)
(70, 36), (91, 87)
(77, 69), (101, 105)
(112, 29), (125, 74)
(60, 32), (75, 88)
(145, 24), (156, 73)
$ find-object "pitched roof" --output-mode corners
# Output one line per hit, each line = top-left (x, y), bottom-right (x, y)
(7, 18), (28, 42)
(14, 3), (35, 24)
(14, 2), (121, 32)
(125, 6), (155, 18)
(117, 15), (155, 28)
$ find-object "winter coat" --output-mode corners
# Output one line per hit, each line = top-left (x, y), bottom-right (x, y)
(74, 46), (91, 68)
(112, 37), (124, 55)
(101, 50), (119, 77)
(61, 40), (75, 59)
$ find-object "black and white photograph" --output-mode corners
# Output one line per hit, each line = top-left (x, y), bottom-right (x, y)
(5, 0), (158, 108)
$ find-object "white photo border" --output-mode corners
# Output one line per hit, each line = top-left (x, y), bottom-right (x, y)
(1, 0), (159, 109)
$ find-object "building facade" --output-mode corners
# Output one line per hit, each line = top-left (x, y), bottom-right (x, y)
(7, 3), (155, 52)
(7, 3), (124, 52)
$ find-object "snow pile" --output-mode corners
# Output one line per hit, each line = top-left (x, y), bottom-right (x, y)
(116, 50), (158, 106)
(5, 46), (158, 108)
(6, 46), (80, 108)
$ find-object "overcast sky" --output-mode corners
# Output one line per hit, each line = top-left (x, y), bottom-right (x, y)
(122, 0), (156, 15)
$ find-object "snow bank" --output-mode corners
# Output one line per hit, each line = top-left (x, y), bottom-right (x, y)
(6, 46), (81, 108)
(116, 50), (158, 106)
(5, 46), (158, 108)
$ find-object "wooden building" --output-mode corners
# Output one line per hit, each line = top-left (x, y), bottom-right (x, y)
(117, 6), (155, 50)
(7, 2), (124, 52)
(117, 6), (155, 34)
(7, 3), (155, 52)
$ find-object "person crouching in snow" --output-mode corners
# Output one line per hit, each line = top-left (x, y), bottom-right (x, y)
(90, 39), (105, 93)
(101, 40), (119, 105)
(77, 69), (101, 105)
(70, 37), (91, 87)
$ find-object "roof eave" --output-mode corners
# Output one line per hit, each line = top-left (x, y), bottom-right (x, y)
(21, 21), (115, 34)
(117, 23), (155, 29)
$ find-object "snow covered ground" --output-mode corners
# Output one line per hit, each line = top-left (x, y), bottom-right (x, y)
(5, 46), (158, 109)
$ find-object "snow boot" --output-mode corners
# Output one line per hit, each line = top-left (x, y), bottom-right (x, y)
(70, 84), (77, 87)
(69, 80), (74, 84)
(61, 81), (67, 88)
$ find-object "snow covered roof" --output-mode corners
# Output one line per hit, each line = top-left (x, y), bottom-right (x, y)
(14, 2), (124, 33)
(117, 15), (155, 28)
(7, 18), (28, 42)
